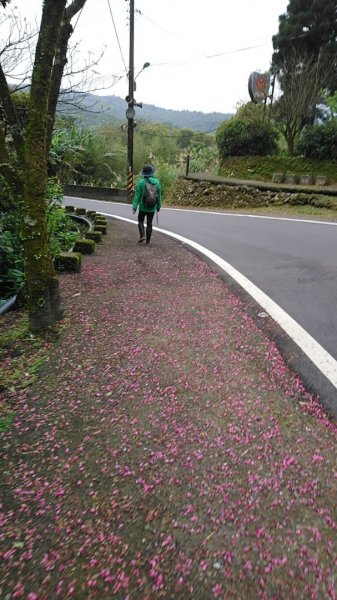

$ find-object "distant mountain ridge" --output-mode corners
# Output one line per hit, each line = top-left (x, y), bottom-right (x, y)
(59, 93), (232, 132)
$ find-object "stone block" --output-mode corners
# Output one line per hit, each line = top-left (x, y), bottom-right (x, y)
(299, 175), (314, 186)
(272, 173), (285, 183)
(315, 175), (330, 186)
(54, 252), (81, 272)
(85, 231), (102, 243)
(284, 174), (299, 185)
(94, 225), (107, 235)
(73, 239), (95, 254)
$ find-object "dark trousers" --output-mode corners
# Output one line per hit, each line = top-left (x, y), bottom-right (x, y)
(138, 211), (154, 242)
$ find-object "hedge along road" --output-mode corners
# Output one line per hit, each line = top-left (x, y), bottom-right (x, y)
(64, 196), (337, 407)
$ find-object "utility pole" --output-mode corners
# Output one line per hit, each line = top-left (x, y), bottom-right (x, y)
(126, 0), (135, 203)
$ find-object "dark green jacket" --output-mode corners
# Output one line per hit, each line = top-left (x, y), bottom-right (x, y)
(132, 176), (162, 213)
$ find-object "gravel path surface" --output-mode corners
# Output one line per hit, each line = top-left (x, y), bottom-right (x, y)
(1, 219), (337, 599)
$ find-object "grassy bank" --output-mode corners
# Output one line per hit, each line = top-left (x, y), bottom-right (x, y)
(218, 156), (337, 184)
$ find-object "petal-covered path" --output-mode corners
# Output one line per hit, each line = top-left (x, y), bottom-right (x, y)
(1, 219), (337, 599)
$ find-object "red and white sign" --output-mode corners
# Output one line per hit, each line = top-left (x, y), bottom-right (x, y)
(248, 72), (271, 104)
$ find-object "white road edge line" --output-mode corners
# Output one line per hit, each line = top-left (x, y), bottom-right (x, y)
(102, 212), (337, 391)
(64, 198), (337, 226)
(162, 207), (337, 226)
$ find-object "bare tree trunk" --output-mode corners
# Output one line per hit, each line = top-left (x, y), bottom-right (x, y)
(23, 0), (67, 332)
(287, 139), (294, 156)
(286, 128), (296, 156)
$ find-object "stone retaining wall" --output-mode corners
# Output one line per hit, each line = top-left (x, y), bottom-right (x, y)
(167, 177), (337, 210)
(64, 184), (128, 203)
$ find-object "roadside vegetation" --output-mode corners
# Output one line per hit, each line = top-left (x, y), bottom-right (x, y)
(217, 155), (337, 184)
(0, 179), (85, 308)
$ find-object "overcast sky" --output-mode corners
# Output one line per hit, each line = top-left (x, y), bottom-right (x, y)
(7, 0), (288, 114)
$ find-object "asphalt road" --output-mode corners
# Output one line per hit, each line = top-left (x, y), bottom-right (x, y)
(64, 197), (337, 365)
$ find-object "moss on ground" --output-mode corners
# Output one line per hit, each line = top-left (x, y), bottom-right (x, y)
(0, 310), (60, 431)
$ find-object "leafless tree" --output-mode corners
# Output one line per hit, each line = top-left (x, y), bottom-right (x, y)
(0, 11), (37, 88)
(273, 50), (331, 155)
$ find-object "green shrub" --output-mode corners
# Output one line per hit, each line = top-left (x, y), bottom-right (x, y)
(0, 210), (24, 299)
(187, 145), (219, 174)
(297, 121), (337, 160)
(47, 203), (79, 258)
(0, 179), (83, 301)
(216, 119), (278, 160)
(155, 160), (180, 194)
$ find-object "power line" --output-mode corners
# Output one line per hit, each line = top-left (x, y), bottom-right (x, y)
(134, 11), (323, 71)
(106, 0), (128, 75)
(138, 10), (208, 61)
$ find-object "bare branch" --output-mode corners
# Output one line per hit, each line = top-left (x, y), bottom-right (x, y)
(273, 50), (331, 154)
(0, 10), (37, 78)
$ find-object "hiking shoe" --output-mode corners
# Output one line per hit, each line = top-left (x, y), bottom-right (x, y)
(138, 237), (145, 244)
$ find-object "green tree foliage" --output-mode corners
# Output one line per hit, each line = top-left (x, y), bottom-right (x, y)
(233, 101), (266, 123)
(216, 119), (278, 160)
(86, 124), (127, 186)
(272, 0), (337, 91)
(49, 125), (97, 183)
(326, 91), (337, 118)
(297, 120), (337, 159)
(0, 208), (24, 301)
(186, 143), (219, 174)
(134, 122), (217, 181)
(176, 129), (195, 149)
(49, 119), (218, 188)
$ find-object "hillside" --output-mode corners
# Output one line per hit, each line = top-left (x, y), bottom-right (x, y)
(58, 93), (231, 132)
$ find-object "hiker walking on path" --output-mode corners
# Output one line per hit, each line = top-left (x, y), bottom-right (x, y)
(132, 164), (162, 244)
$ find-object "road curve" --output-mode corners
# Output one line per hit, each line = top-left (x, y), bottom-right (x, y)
(64, 197), (337, 408)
